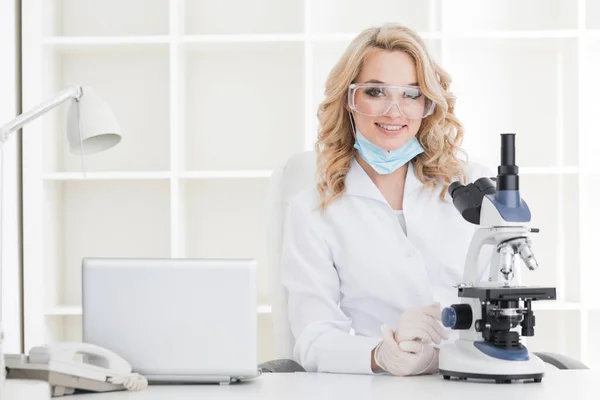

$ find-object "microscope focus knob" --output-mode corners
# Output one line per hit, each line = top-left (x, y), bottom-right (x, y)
(442, 304), (473, 330)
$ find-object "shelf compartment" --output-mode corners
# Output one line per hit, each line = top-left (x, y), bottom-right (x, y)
(44, 315), (82, 345)
(42, 45), (171, 173)
(587, 310), (600, 369)
(580, 39), (600, 172)
(587, 0), (600, 29)
(311, 0), (435, 34)
(44, 0), (169, 37)
(183, 0), (303, 35)
(579, 174), (600, 308)
(42, 180), (171, 310)
(525, 310), (581, 362)
(441, 0), (577, 32)
(258, 314), (276, 363)
(517, 174), (579, 302)
(445, 38), (578, 167)
(182, 178), (270, 305)
(183, 42), (304, 170)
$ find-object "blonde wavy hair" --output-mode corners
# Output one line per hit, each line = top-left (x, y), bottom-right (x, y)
(316, 23), (468, 209)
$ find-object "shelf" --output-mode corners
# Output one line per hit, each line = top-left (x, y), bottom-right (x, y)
(533, 301), (583, 311)
(183, 42), (304, 170)
(45, 304), (273, 316)
(441, 30), (579, 39)
(183, 0), (303, 35)
(44, 36), (171, 46)
(311, 32), (443, 41)
(312, 31), (580, 40)
(257, 305), (273, 314)
(181, 34), (305, 43)
(44, 0), (169, 37)
(43, 171), (172, 181)
(40, 30), (586, 48)
(42, 171), (275, 180)
(519, 167), (580, 175)
(45, 306), (83, 316)
(178, 170), (273, 179)
(43, 35), (307, 46)
(441, 0), (577, 32)
(585, 30), (600, 38)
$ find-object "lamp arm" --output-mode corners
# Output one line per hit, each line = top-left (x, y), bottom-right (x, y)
(0, 86), (83, 144)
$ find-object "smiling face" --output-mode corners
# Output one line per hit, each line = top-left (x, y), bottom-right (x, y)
(350, 49), (423, 151)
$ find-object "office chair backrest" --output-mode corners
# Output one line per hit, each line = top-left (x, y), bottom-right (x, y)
(266, 151), (317, 359)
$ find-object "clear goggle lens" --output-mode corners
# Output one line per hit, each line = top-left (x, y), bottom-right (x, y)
(348, 83), (435, 119)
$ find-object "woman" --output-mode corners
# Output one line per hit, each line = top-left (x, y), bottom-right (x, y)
(280, 24), (493, 376)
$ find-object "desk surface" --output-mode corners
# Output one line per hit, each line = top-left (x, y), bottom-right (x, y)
(70, 369), (597, 400)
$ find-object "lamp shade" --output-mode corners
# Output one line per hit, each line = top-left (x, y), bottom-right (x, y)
(66, 87), (121, 155)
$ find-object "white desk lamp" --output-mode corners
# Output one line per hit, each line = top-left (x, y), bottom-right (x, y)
(0, 86), (121, 389)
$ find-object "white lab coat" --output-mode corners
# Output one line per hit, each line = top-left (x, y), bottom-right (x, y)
(280, 157), (494, 374)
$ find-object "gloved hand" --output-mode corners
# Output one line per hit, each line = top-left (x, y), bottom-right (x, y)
(393, 303), (447, 345)
(373, 303), (448, 376)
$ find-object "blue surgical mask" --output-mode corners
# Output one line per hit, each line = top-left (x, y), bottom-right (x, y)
(353, 129), (424, 175)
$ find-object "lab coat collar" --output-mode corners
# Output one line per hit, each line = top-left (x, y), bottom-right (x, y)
(344, 157), (423, 204)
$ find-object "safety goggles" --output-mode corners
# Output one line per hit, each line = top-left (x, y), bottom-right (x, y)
(347, 83), (436, 119)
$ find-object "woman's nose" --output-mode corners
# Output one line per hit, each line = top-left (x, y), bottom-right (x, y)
(383, 102), (404, 118)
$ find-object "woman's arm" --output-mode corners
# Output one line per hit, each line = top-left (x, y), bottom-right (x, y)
(281, 197), (381, 374)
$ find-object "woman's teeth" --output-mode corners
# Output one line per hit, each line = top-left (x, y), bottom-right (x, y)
(375, 122), (406, 131)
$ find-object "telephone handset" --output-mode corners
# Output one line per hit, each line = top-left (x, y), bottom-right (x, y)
(5, 342), (147, 397)
(29, 342), (133, 376)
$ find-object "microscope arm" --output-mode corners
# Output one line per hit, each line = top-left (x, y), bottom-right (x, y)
(462, 226), (533, 286)
(462, 228), (496, 284)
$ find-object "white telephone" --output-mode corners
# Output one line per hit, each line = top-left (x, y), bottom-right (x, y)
(4, 342), (147, 397)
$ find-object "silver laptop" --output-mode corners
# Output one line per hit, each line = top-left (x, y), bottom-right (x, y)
(82, 257), (260, 384)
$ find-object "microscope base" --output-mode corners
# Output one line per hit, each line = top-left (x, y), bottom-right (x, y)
(439, 340), (545, 384)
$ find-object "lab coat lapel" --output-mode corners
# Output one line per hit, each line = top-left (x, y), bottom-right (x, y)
(344, 158), (388, 204)
(344, 158), (424, 203)
(404, 161), (424, 197)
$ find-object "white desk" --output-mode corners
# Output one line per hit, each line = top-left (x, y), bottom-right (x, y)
(67, 369), (597, 400)
(3, 379), (51, 399)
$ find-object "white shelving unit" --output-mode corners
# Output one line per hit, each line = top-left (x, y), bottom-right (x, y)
(21, 0), (600, 366)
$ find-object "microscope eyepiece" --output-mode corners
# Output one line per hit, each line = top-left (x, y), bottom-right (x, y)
(449, 181), (465, 199)
(501, 133), (516, 166)
(497, 133), (519, 191)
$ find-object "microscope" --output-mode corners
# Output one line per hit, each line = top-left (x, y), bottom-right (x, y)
(438, 133), (556, 384)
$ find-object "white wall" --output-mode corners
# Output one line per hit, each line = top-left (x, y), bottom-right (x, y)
(0, 0), (22, 353)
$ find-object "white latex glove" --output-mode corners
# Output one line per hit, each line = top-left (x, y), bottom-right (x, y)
(373, 303), (448, 376)
(393, 303), (448, 345)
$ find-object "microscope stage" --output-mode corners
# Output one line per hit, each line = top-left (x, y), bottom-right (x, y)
(458, 286), (556, 301)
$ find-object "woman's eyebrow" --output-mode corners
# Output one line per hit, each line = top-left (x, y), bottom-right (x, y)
(364, 79), (419, 86)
